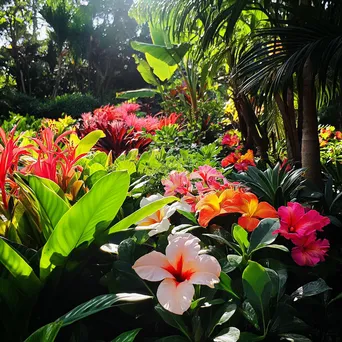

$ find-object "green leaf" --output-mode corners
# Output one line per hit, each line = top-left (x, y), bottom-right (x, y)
(207, 303), (237, 337)
(239, 332), (264, 342)
(215, 272), (239, 299)
(58, 293), (152, 327)
(177, 210), (198, 224)
(155, 337), (188, 342)
(146, 52), (178, 81)
(242, 261), (272, 331)
(232, 225), (249, 252)
(111, 329), (141, 342)
(155, 305), (191, 340)
(131, 41), (189, 66)
(213, 327), (240, 342)
(115, 160), (136, 175)
(241, 300), (259, 330)
(133, 55), (159, 86)
(278, 334), (312, 341)
(290, 278), (331, 301)
(76, 130), (105, 157)
(0, 237), (41, 295)
(24, 321), (63, 342)
(116, 88), (159, 99)
(29, 175), (70, 230)
(40, 171), (130, 280)
(248, 218), (280, 254)
(107, 196), (178, 235)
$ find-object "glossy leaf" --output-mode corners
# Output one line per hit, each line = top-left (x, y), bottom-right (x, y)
(248, 218), (280, 254)
(40, 171), (130, 280)
(155, 305), (191, 340)
(213, 327), (240, 342)
(232, 224), (249, 252)
(0, 237), (41, 295)
(242, 261), (272, 330)
(131, 41), (189, 66)
(111, 329), (141, 342)
(107, 196), (178, 235)
(29, 175), (70, 230)
(207, 303), (237, 337)
(290, 278), (331, 301)
(76, 130), (105, 157)
(58, 293), (152, 327)
(116, 88), (159, 99)
(24, 322), (63, 342)
(215, 272), (239, 299)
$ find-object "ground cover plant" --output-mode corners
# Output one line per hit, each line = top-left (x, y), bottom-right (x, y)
(1, 1), (342, 342)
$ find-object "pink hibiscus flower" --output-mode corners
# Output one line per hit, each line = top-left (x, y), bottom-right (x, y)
(162, 171), (192, 196)
(274, 202), (330, 241)
(291, 234), (330, 267)
(132, 233), (221, 315)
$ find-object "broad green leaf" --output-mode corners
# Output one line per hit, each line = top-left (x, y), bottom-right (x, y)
(57, 293), (152, 327)
(0, 238), (41, 295)
(213, 327), (240, 342)
(215, 272), (239, 299)
(146, 52), (178, 81)
(116, 88), (159, 99)
(133, 55), (159, 86)
(24, 321), (63, 342)
(290, 278), (331, 301)
(242, 300), (259, 330)
(207, 303), (237, 337)
(242, 261), (272, 330)
(115, 160), (136, 175)
(239, 332), (264, 342)
(107, 196), (178, 235)
(232, 225), (249, 252)
(248, 218), (280, 254)
(29, 175), (70, 230)
(111, 328), (141, 342)
(155, 305), (191, 340)
(40, 171), (130, 280)
(76, 130), (105, 157)
(131, 41), (189, 66)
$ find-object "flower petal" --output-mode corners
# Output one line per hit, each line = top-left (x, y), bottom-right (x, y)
(254, 201), (278, 219)
(187, 255), (221, 288)
(157, 278), (194, 315)
(132, 251), (174, 281)
(166, 234), (201, 269)
(140, 194), (164, 207)
(238, 216), (260, 232)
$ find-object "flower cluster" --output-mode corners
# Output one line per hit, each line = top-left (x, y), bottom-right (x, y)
(221, 129), (241, 147)
(161, 165), (277, 231)
(221, 149), (256, 172)
(133, 233), (221, 315)
(77, 103), (181, 156)
(319, 125), (342, 147)
(275, 202), (330, 266)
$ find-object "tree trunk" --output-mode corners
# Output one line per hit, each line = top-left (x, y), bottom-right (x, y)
(235, 93), (269, 160)
(301, 58), (322, 187)
(274, 89), (301, 164)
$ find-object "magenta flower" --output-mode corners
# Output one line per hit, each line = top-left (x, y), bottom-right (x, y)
(291, 234), (330, 267)
(162, 171), (192, 196)
(274, 202), (330, 241)
(133, 233), (221, 315)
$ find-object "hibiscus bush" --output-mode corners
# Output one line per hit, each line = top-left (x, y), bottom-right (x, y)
(0, 109), (341, 342)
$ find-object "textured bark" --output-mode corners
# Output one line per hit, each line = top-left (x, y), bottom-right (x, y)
(234, 93), (269, 160)
(301, 58), (322, 187)
(275, 89), (301, 164)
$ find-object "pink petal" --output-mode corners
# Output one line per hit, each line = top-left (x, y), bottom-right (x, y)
(132, 251), (174, 281)
(157, 278), (194, 315)
(166, 234), (201, 269)
(187, 255), (221, 288)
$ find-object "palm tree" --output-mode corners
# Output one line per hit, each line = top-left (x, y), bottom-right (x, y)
(237, 0), (342, 186)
